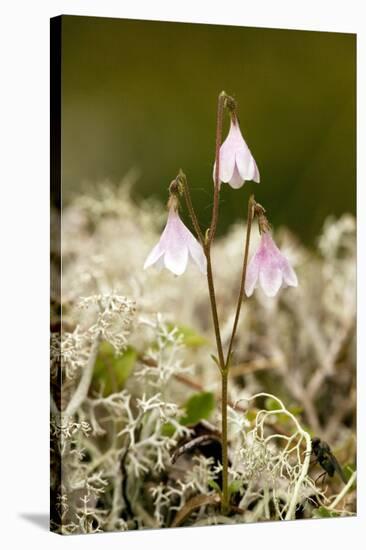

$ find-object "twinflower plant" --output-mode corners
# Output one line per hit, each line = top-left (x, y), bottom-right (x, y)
(144, 91), (298, 514)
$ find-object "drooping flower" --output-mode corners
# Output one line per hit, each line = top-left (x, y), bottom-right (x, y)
(245, 232), (298, 297)
(143, 206), (206, 275)
(214, 116), (260, 189)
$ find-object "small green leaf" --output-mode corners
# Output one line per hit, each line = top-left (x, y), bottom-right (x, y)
(343, 463), (356, 484)
(289, 405), (303, 416)
(161, 422), (176, 437)
(265, 397), (281, 411)
(246, 409), (257, 422)
(181, 392), (215, 426)
(167, 323), (208, 348)
(312, 506), (340, 519)
(276, 413), (292, 425)
(208, 479), (222, 495)
(93, 343), (137, 396)
(228, 480), (243, 496)
(210, 354), (221, 367)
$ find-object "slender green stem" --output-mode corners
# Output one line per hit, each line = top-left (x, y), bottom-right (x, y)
(225, 194), (255, 366)
(180, 91), (237, 514)
(209, 91), (226, 246)
(203, 92), (227, 374)
(220, 369), (229, 513)
(206, 91), (230, 513)
(205, 251), (225, 372)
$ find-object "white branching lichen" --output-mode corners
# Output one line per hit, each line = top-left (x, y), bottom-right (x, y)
(50, 182), (356, 533)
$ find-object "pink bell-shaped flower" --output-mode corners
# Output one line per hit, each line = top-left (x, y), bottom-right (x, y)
(144, 206), (207, 276)
(214, 117), (260, 189)
(245, 232), (298, 297)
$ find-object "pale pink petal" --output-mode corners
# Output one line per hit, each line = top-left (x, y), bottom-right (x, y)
(158, 209), (181, 248)
(154, 255), (165, 272)
(164, 245), (188, 275)
(245, 255), (260, 297)
(259, 266), (283, 297)
(229, 164), (245, 189)
(219, 119), (260, 187)
(213, 145), (236, 184)
(252, 158), (260, 183)
(186, 234), (207, 273)
(175, 214), (206, 273)
(144, 207), (207, 276)
(218, 125), (239, 182)
(215, 119), (253, 185)
(236, 150), (260, 183)
(235, 148), (251, 179)
(245, 232), (298, 297)
(281, 261), (298, 288)
(143, 242), (164, 270)
(228, 119), (246, 143)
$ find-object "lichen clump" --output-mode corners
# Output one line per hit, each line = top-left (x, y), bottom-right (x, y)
(50, 181), (356, 534)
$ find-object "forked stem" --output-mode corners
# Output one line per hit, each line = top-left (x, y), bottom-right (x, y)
(179, 91), (251, 515)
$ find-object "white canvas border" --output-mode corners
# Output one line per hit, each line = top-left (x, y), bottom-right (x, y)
(0, 1), (364, 549)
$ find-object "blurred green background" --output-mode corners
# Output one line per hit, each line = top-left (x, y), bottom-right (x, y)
(61, 16), (356, 244)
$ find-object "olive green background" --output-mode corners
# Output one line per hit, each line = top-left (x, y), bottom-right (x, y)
(61, 16), (356, 244)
